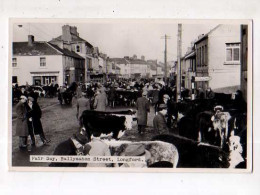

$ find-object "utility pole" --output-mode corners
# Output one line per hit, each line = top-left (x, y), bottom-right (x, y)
(161, 34), (171, 82)
(176, 24), (182, 102)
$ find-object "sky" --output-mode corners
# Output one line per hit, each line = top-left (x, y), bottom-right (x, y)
(12, 20), (217, 62)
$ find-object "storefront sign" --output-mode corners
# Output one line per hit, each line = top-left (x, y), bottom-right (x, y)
(195, 76), (211, 82)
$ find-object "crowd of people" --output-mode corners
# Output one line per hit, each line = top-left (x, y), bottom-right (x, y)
(13, 78), (247, 168)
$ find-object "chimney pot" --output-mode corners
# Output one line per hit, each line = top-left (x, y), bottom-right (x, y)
(28, 35), (34, 46)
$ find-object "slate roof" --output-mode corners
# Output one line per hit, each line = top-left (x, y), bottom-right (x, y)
(110, 58), (129, 64)
(52, 35), (93, 48)
(48, 43), (84, 59)
(13, 41), (84, 60)
(129, 59), (147, 65)
(13, 42), (62, 56)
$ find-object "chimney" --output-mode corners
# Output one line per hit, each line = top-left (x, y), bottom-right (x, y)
(28, 35), (34, 46)
(62, 25), (72, 42)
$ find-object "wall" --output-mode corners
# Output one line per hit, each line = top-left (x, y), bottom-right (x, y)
(208, 24), (241, 91)
(12, 55), (63, 86)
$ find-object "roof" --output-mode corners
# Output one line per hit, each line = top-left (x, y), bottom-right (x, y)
(48, 43), (85, 59)
(13, 42), (62, 56)
(129, 59), (147, 65)
(110, 58), (129, 64)
(13, 41), (85, 60)
(194, 25), (221, 44)
(52, 35), (93, 48)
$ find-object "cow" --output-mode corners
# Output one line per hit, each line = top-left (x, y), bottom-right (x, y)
(81, 109), (136, 140)
(152, 134), (230, 168)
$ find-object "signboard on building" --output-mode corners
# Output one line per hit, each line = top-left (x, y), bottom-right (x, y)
(195, 76), (211, 82)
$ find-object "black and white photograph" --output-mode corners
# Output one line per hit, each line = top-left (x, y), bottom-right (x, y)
(9, 19), (252, 171)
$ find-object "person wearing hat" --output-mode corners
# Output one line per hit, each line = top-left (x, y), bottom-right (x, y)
(118, 144), (151, 168)
(153, 104), (169, 135)
(15, 95), (29, 149)
(49, 128), (91, 167)
(26, 96), (50, 146)
(76, 91), (91, 126)
(136, 90), (150, 134)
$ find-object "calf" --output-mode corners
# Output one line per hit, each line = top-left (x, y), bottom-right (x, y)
(81, 109), (136, 140)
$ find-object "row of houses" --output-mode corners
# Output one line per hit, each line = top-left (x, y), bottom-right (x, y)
(180, 24), (245, 96)
(12, 25), (171, 86)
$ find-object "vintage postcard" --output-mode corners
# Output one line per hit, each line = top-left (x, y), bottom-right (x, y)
(9, 19), (252, 172)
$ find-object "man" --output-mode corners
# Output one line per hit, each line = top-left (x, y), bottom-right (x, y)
(76, 92), (91, 126)
(136, 91), (150, 134)
(86, 131), (111, 167)
(94, 87), (108, 111)
(153, 104), (169, 135)
(49, 129), (91, 167)
(15, 95), (29, 149)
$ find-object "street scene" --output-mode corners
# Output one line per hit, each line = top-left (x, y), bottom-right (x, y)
(11, 20), (250, 169)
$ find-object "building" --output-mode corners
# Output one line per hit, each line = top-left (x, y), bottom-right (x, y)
(110, 58), (131, 78)
(194, 24), (241, 93)
(12, 35), (85, 86)
(240, 25), (248, 101)
(49, 25), (94, 82)
(181, 48), (196, 90)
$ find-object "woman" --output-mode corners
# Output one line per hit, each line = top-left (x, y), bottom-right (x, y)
(26, 96), (50, 145)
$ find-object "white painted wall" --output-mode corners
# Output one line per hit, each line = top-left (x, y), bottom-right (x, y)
(208, 24), (241, 90)
(12, 55), (63, 86)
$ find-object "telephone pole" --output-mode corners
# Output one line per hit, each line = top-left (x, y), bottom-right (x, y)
(176, 24), (182, 102)
(161, 34), (171, 82)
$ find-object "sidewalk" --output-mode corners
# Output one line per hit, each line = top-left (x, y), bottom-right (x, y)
(12, 97), (59, 119)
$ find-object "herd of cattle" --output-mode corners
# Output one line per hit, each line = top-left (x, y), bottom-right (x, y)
(79, 90), (247, 168)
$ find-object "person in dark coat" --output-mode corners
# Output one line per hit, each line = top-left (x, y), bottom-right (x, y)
(153, 104), (169, 135)
(15, 95), (29, 148)
(49, 129), (91, 167)
(136, 91), (150, 134)
(26, 96), (50, 146)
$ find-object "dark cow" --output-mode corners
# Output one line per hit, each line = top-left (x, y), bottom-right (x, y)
(115, 89), (141, 107)
(81, 109), (136, 140)
(152, 134), (229, 168)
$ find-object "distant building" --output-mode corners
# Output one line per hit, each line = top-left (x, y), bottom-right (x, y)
(110, 58), (131, 78)
(194, 24), (241, 94)
(129, 57), (149, 79)
(12, 35), (85, 86)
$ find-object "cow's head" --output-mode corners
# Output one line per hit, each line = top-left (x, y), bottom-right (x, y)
(211, 112), (231, 131)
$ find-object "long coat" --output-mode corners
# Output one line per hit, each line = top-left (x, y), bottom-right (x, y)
(94, 92), (108, 111)
(136, 96), (150, 125)
(26, 102), (44, 135)
(15, 101), (28, 136)
(153, 112), (169, 134)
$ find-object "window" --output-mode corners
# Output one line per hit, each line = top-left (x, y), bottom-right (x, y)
(76, 45), (80, 52)
(226, 43), (240, 62)
(40, 57), (46, 67)
(12, 76), (17, 83)
(12, 58), (17, 67)
(205, 45), (208, 65)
